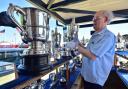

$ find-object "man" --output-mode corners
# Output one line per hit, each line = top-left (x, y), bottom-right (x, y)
(66, 10), (116, 89)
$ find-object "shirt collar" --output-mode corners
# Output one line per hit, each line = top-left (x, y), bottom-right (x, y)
(92, 27), (107, 36)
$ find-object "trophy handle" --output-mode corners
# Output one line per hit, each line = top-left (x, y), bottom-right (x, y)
(7, 3), (26, 35)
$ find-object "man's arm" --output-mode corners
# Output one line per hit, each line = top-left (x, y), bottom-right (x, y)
(77, 44), (96, 60)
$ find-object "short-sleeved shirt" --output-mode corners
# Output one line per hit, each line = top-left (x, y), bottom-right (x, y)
(81, 27), (116, 86)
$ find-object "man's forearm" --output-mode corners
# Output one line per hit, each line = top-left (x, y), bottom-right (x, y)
(77, 44), (96, 60)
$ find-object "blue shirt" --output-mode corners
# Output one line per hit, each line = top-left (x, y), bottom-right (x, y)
(81, 27), (116, 86)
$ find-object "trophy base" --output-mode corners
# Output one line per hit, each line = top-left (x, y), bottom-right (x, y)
(18, 54), (50, 75)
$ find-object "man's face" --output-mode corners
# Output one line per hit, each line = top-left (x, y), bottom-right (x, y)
(93, 11), (107, 31)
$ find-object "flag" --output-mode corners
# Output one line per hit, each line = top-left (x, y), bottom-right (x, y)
(0, 29), (5, 34)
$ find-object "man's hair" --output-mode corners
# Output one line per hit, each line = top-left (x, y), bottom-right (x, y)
(100, 10), (114, 24)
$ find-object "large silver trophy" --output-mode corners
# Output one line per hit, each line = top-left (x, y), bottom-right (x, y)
(7, 3), (51, 73)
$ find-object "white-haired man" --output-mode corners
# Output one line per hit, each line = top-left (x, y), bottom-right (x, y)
(66, 10), (116, 89)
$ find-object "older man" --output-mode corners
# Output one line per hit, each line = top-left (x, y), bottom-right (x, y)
(66, 10), (116, 89)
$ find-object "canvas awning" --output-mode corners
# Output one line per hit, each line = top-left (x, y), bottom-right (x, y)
(27, 0), (128, 27)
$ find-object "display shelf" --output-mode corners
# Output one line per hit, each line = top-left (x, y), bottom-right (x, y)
(116, 51), (128, 60)
(0, 56), (80, 89)
(43, 67), (80, 89)
(115, 51), (128, 88)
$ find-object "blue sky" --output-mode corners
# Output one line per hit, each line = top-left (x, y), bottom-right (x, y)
(0, 0), (128, 44)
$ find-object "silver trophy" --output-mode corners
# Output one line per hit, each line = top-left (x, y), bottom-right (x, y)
(6, 3), (51, 73)
(51, 27), (61, 59)
(49, 73), (58, 88)
(7, 3), (50, 55)
(61, 18), (78, 57)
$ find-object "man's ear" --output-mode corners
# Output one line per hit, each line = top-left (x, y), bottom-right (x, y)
(104, 16), (108, 23)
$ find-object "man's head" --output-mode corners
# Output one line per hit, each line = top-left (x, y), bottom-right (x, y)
(93, 10), (114, 32)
